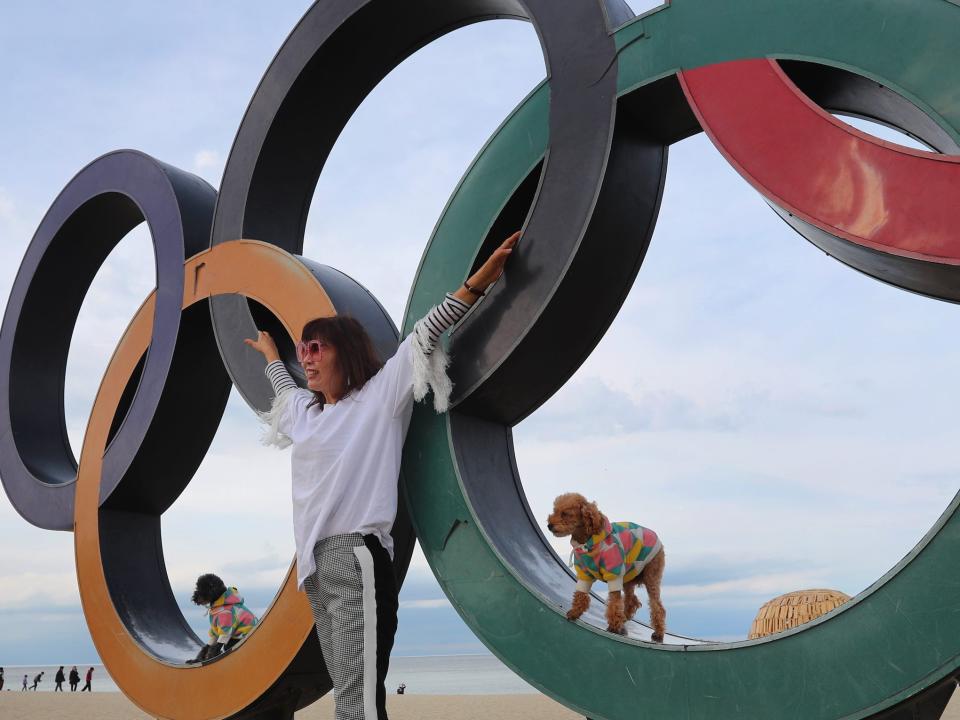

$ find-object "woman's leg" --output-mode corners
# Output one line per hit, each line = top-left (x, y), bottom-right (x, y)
(302, 569), (336, 695)
(307, 534), (398, 720)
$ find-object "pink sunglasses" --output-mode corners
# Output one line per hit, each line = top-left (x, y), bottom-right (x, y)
(296, 339), (328, 363)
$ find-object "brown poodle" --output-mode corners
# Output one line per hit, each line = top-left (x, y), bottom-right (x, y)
(547, 492), (666, 641)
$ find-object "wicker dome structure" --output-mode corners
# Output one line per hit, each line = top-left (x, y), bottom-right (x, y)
(748, 589), (852, 640)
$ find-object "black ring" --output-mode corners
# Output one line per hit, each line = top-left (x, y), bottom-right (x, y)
(208, 0), (633, 417)
(0, 150), (216, 530)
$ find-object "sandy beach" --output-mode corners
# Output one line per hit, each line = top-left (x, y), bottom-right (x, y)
(3, 690), (960, 719)
(0, 692), (586, 719)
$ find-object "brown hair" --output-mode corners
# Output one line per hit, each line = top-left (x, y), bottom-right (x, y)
(300, 316), (383, 407)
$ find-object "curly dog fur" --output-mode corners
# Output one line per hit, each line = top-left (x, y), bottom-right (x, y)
(191, 573), (227, 607)
(547, 492), (666, 641)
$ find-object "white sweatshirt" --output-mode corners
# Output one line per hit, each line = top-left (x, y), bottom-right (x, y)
(262, 294), (470, 589)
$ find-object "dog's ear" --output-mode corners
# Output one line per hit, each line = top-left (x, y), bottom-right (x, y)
(581, 500), (604, 535)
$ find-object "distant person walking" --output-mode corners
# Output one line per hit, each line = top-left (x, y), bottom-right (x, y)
(0, 666), (4, 691)
(81, 666), (93, 692)
(69, 666), (80, 691)
(30, 671), (43, 690)
(54, 666), (65, 691)
(22, 674), (28, 691)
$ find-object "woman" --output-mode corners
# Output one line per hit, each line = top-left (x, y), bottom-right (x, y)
(245, 231), (517, 720)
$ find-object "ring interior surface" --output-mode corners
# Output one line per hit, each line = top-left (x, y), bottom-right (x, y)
(401, 1), (960, 719)
(0, 150), (215, 531)
(75, 242), (343, 720)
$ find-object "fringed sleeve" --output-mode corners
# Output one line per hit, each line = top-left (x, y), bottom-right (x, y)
(410, 293), (470, 413)
(259, 360), (307, 448)
(258, 387), (297, 448)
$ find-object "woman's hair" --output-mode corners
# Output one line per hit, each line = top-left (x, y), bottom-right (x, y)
(301, 316), (383, 407)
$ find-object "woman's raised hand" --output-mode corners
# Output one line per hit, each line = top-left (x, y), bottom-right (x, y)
(244, 330), (280, 363)
(456, 231), (519, 304)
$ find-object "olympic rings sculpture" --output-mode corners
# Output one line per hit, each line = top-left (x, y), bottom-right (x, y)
(3, 1), (960, 719)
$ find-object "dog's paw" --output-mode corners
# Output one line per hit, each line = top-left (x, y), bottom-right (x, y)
(651, 632), (664, 643)
(606, 624), (628, 636)
(565, 609), (582, 621)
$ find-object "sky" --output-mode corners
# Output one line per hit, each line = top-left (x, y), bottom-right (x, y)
(1, 0), (959, 668)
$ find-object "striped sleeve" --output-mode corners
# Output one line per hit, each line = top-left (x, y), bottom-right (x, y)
(416, 293), (470, 355)
(265, 360), (298, 396)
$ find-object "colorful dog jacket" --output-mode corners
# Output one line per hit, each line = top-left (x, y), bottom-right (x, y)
(572, 520), (662, 592)
(208, 587), (258, 644)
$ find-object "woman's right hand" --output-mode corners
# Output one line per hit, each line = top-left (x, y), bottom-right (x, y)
(244, 331), (280, 363)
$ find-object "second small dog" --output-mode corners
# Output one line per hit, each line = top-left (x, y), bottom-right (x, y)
(547, 492), (666, 640)
(186, 573), (259, 664)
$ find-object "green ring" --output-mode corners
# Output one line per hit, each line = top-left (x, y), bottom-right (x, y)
(402, 1), (960, 718)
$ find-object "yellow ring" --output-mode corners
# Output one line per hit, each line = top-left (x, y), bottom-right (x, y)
(74, 240), (333, 720)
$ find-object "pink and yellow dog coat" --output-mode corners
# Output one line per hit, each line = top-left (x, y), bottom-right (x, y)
(207, 587), (258, 645)
(571, 520), (662, 593)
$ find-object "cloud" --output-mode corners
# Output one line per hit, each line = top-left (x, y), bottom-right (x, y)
(0, 572), (81, 610)
(192, 149), (224, 183)
(193, 149), (220, 170)
(0, 187), (16, 220)
(0, 187), (37, 301)
(662, 554), (814, 586)
(400, 598), (452, 610)
(220, 552), (290, 577)
(518, 377), (750, 440)
(664, 570), (836, 606)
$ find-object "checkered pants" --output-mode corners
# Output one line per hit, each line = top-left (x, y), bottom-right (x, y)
(303, 533), (398, 720)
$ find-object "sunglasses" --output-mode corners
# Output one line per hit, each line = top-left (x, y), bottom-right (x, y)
(295, 339), (328, 363)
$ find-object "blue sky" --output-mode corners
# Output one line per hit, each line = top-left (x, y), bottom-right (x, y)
(1, 0), (958, 666)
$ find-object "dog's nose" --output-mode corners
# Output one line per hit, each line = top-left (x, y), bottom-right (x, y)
(547, 523), (554, 532)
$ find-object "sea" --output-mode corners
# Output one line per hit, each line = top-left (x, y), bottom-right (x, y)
(2, 654), (538, 695)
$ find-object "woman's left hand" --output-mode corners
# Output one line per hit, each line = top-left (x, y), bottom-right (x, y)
(467, 231), (519, 290)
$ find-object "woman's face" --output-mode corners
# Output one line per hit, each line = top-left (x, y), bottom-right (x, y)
(301, 337), (342, 396)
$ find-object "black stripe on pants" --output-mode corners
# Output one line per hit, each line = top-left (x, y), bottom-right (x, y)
(364, 534), (399, 718)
